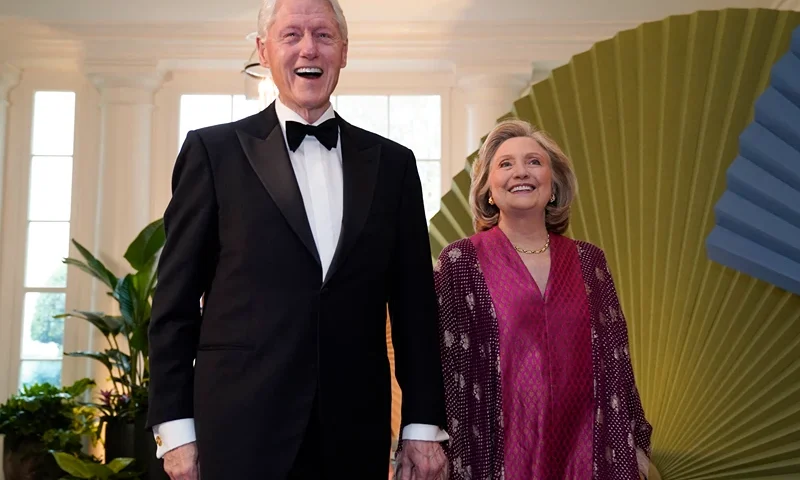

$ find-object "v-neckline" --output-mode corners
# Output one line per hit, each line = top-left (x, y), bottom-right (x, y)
(495, 227), (556, 302)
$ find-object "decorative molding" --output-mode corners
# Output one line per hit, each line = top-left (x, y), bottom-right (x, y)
(455, 69), (531, 90)
(88, 63), (167, 104)
(47, 19), (642, 44)
(0, 18), (641, 74)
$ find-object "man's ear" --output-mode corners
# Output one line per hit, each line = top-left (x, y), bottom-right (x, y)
(257, 37), (270, 68)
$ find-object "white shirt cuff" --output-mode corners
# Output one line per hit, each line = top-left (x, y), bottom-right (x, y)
(636, 448), (650, 478)
(401, 423), (450, 442)
(153, 418), (196, 459)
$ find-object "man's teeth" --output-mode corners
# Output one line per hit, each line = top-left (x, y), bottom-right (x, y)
(510, 186), (534, 192)
(295, 67), (323, 75)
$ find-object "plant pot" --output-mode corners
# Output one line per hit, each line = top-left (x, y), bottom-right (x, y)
(2, 437), (63, 480)
(103, 414), (168, 480)
(104, 417), (137, 461)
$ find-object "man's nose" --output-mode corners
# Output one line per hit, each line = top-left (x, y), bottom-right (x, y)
(299, 34), (319, 57)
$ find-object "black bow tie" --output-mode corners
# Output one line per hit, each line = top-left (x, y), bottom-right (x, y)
(285, 118), (339, 152)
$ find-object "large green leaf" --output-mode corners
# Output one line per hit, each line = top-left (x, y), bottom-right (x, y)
(129, 321), (149, 357)
(114, 276), (136, 329)
(56, 311), (123, 337)
(124, 218), (165, 272)
(132, 258), (155, 322)
(64, 351), (113, 373)
(136, 255), (158, 304)
(61, 378), (95, 397)
(115, 269), (152, 356)
(106, 349), (131, 375)
(66, 240), (118, 290)
(106, 458), (134, 474)
(52, 452), (97, 479)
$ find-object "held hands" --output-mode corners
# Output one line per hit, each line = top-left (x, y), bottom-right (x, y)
(395, 440), (448, 480)
(162, 442), (200, 480)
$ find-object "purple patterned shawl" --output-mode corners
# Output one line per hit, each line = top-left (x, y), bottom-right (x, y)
(434, 228), (652, 479)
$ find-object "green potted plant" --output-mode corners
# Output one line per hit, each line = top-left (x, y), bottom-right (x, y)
(0, 379), (97, 480)
(58, 218), (167, 480)
(52, 452), (139, 480)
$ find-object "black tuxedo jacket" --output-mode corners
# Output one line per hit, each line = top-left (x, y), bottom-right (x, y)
(147, 103), (446, 478)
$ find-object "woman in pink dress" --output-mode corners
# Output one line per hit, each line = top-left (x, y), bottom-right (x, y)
(435, 120), (652, 479)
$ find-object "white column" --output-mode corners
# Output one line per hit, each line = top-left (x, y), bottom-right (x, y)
(0, 63), (21, 242)
(81, 69), (164, 444)
(89, 67), (164, 271)
(0, 64), (21, 474)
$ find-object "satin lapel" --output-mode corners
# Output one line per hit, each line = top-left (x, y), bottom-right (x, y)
(236, 118), (321, 267)
(324, 120), (380, 285)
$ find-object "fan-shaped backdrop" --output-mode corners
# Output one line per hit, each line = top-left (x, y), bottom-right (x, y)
(424, 8), (800, 479)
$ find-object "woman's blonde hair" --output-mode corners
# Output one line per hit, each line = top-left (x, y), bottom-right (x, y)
(470, 119), (577, 234)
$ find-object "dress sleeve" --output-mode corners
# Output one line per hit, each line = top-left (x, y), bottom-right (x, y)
(599, 251), (654, 466)
(434, 244), (462, 439)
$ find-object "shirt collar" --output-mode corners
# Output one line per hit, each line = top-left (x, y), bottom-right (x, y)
(274, 96), (336, 131)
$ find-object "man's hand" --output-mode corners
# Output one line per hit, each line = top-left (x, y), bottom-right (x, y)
(162, 442), (199, 480)
(395, 440), (447, 480)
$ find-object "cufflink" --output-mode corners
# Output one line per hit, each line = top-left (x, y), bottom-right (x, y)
(155, 436), (163, 447)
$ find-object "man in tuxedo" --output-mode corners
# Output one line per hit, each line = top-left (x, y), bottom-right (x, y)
(146, 0), (448, 478)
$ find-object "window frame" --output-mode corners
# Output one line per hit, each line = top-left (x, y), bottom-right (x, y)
(0, 71), (99, 400)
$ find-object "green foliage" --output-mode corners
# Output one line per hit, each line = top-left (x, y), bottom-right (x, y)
(30, 270), (68, 346)
(53, 452), (140, 480)
(0, 379), (97, 454)
(60, 218), (165, 420)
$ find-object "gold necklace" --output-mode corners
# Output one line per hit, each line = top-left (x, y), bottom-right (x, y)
(513, 233), (550, 254)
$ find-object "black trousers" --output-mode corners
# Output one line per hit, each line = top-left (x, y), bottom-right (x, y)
(285, 405), (390, 480)
(287, 410), (323, 479)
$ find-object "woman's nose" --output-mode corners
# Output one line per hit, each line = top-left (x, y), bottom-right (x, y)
(512, 163), (529, 178)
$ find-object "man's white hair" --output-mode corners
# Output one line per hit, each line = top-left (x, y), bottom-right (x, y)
(257, 0), (348, 41)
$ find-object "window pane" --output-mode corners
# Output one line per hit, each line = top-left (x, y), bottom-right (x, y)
(232, 95), (261, 121)
(28, 157), (73, 221)
(19, 360), (62, 389)
(24, 222), (69, 288)
(178, 95), (233, 149)
(417, 160), (441, 222)
(389, 96), (441, 160)
(336, 95), (388, 137)
(31, 91), (76, 156)
(21, 292), (66, 358)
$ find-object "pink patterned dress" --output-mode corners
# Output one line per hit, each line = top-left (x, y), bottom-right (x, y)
(435, 227), (651, 479)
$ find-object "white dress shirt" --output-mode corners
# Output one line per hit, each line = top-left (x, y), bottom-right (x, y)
(153, 98), (448, 458)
